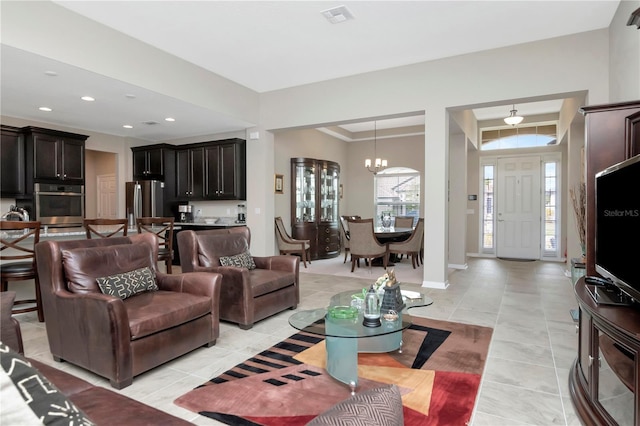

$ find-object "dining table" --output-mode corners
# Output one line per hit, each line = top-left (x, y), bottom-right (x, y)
(374, 226), (413, 244)
(372, 226), (414, 265)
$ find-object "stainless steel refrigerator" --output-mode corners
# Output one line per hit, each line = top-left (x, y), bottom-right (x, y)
(125, 180), (164, 220)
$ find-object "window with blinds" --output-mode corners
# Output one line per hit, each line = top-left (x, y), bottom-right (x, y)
(375, 167), (420, 226)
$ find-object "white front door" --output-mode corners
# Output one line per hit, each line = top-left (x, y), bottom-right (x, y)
(496, 156), (541, 259)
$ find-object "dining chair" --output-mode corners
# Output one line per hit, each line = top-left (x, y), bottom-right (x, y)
(387, 218), (424, 269)
(346, 218), (388, 273)
(394, 216), (415, 229)
(136, 217), (175, 274)
(392, 216), (414, 261)
(0, 221), (44, 322)
(84, 218), (129, 239)
(274, 216), (311, 268)
(339, 215), (361, 263)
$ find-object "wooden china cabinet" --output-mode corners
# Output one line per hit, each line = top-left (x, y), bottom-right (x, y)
(290, 158), (340, 260)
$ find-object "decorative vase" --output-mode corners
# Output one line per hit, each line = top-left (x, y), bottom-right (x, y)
(381, 214), (392, 229)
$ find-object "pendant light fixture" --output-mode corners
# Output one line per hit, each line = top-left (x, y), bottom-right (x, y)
(365, 121), (388, 174)
(504, 104), (524, 126)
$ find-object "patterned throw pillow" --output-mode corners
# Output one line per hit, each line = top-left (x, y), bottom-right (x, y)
(219, 251), (256, 270)
(96, 267), (158, 300)
(0, 342), (94, 425)
(308, 384), (404, 426)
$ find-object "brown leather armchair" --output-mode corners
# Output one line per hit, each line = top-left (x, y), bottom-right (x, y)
(178, 227), (299, 329)
(35, 233), (222, 389)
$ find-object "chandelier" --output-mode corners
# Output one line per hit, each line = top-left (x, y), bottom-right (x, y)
(504, 104), (524, 126)
(365, 121), (387, 174)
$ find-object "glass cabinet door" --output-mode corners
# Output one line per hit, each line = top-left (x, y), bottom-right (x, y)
(294, 163), (315, 223)
(319, 163), (339, 223)
(594, 326), (635, 426)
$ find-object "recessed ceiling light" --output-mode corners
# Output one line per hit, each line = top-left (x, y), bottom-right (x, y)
(123, 125), (133, 129)
(165, 117), (175, 122)
(38, 107), (52, 112)
(44, 71), (58, 77)
(81, 96), (95, 102)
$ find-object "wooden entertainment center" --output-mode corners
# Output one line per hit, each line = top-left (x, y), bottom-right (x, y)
(569, 101), (640, 425)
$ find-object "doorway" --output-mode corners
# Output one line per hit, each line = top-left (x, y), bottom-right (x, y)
(495, 155), (541, 260)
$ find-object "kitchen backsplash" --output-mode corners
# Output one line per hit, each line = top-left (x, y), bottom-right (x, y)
(188, 200), (247, 221)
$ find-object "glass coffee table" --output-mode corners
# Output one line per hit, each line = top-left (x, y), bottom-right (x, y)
(288, 289), (433, 394)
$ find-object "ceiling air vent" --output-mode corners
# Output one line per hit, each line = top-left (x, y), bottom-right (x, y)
(321, 5), (354, 24)
(141, 120), (159, 126)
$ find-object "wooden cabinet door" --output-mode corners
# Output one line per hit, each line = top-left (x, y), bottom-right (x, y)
(1, 126), (25, 196)
(190, 147), (205, 198)
(33, 133), (60, 180)
(146, 147), (164, 177)
(205, 145), (222, 198)
(61, 138), (84, 181)
(175, 149), (191, 197)
(176, 148), (204, 199)
(133, 150), (149, 178)
(217, 143), (238, 199)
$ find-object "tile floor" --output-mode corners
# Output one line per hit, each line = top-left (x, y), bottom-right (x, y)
(13, 256), (581, 425)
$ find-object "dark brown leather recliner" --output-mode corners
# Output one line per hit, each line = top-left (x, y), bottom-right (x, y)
(178, 227), (299, 329)
(0, 291), (192, 425)
(35, 233), (222, 389)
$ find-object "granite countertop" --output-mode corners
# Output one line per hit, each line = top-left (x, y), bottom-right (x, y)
(176, 221), (246, 227)
(2, 220), (247, 240)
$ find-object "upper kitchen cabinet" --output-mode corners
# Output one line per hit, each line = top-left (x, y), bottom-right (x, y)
(136, 139), (245, 202)
(132, 144), (175, 181)
(23, 127), (88, 184)
(205, 139), (246, 200)
(1, 125), (25, 197)
(175, 146), (205, 199)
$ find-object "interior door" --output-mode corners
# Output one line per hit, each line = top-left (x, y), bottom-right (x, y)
(496, 156), (541, 259)
(97, 174), (117, 218)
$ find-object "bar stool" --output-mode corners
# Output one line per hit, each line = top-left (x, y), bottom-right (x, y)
(136, 217), (175, 274)
(83, 218), (129, 239)
(0, 221), (43, 322)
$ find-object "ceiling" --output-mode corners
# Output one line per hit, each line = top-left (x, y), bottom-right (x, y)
(0, 1), (621, 141)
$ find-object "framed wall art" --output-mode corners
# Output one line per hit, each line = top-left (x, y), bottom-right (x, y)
(274, 174), (284, 194)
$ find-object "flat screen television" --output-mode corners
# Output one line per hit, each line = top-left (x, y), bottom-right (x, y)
(594, 154), (640, 303)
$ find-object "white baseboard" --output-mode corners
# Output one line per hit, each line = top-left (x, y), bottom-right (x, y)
(448, 263), (468, 270)
(422, 280), (449, 289)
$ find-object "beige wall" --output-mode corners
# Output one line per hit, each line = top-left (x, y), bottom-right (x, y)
(273, 129), (425, 238)
(609, 0), (640, 102)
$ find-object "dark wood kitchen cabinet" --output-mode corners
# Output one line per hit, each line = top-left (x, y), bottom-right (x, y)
(205, 139), (246, 200)
(132, 144), (175, 181)
(135, 138), (245, 203)
(1, 125), (25, 197)
(176, 146), (205, 199)
(23, 127), (88, 184)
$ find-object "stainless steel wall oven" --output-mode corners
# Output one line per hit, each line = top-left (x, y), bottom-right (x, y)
(34, 183), (84, 227)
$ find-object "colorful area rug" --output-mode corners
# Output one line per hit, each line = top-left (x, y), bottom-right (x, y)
(174, 316), (493, 425)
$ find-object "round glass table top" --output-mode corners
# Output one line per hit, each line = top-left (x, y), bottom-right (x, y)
(288, 288), (433, 339)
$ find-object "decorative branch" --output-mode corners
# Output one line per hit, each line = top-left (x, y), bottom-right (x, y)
(569, 183), (586, 255)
